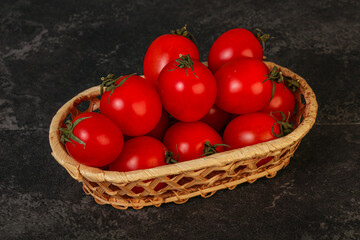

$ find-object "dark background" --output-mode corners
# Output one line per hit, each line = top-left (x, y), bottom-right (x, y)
(1, 0), (359, 239)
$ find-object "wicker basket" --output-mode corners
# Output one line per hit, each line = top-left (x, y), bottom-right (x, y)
(49, 62), (317, 210)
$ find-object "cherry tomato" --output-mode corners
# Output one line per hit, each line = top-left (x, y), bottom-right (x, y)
(215, 57), (272, 114)
(109, 136), (167, 172)
(223, 113), (280, 150)
(200, 105), (230, 132)
(157, 55), (217, 122)
(109, 136), (168, 193)
(261, 83), (295, 120)
(60, 112), (124, 167)
(208, 28), (263, 73)
(163, 121), (225, 162)
(100, 74), (162, 136)
(143, 33), (199, 86)
(146, 109), (169, 141)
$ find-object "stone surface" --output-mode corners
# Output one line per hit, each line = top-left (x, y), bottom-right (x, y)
(0, 0), (359, 239)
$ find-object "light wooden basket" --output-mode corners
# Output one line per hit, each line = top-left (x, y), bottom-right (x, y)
(49, 62), (317, 210)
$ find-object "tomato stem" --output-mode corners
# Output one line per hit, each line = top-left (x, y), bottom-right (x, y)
(58, 117), (91, 146)
(253, 28), (270, 50)
(100, 73), (136, 102)
(200, 141), (230, 157)
(263, 66), (300, 101)
(165, 145), (179, 164)
(171, 24), (198, 47)
(270, 111), (294, 138)
(169, 54), (198, 78)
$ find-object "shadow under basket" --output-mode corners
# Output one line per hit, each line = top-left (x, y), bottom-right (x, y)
(49, 62), (318, 210)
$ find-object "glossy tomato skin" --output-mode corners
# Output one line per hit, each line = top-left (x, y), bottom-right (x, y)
(208, 28), (263, 73)
(163, 121), (224, 162)
(157, 60), (217, 122)
(146, 109), (169, 141)
(200, 105), (230, 132)
(143, 34), (199, 86)
(100, 75), (162, 136)
(223, 113), (280, 150)
(109, 136), (167, 193)
(261, 83), (295, 120)
(65, 112), (124, 167)
(109, 136), (167, 172)
(215, 57), (272, 114)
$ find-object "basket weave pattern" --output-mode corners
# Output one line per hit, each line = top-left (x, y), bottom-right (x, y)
(49, 62), (317, 209)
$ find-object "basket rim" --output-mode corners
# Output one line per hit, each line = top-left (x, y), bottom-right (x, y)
(49, 61), (318, 184)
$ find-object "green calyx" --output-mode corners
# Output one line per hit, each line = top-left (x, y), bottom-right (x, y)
(200, 141), (230, 157)
(271, 111), (294, 138)
(58, 116), (91, 146)
(100, 73), (136, 102)
(171, 24), (198, 47)
(267, 66), (300, 90)
(253, 28), (270, 50)
(169, 54), (198, 78)
(165, 145), (179, 164)
(263, 66), (300, 101)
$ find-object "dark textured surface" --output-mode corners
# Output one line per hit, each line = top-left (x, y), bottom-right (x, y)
(0, 0), (359, 239)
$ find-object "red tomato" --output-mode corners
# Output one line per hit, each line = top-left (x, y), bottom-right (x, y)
(163, 121), (225, 162)
(157, 55), (217, 122)
(109, 136), (167, 172)
(215, 57), (272, 114)
(100, 75), (162, 136)
(146, 109), (169, 140)
(208, 28), (263, 73)
(143, 34), (199, 86)
(109, 136), (168, 193)
(60, 112), (123, 167)
(261, 83), (295, 120)
(200, 105), (230, 132)
(223, 113), (280, 150)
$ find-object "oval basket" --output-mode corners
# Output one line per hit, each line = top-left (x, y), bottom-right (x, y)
(49, 62), (318, 210)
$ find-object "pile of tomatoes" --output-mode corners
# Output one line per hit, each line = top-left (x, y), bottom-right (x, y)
(60, 26), (298, 175)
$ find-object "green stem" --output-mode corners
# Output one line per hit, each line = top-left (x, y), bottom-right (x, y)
(165, 145), (179, 164)
(59, 116), (91, 146)
(100, 73), (136, 102)
(168, 54), (198, 78)
(171, 24), (198, 47)
(200, 141), (230, 157)
(253, 28), (270, 50)
(263, 66), (300, 101)
(270, 111), (294, 138)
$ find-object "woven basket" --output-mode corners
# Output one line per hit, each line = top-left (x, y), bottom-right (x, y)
(49, 61), (318, 210)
